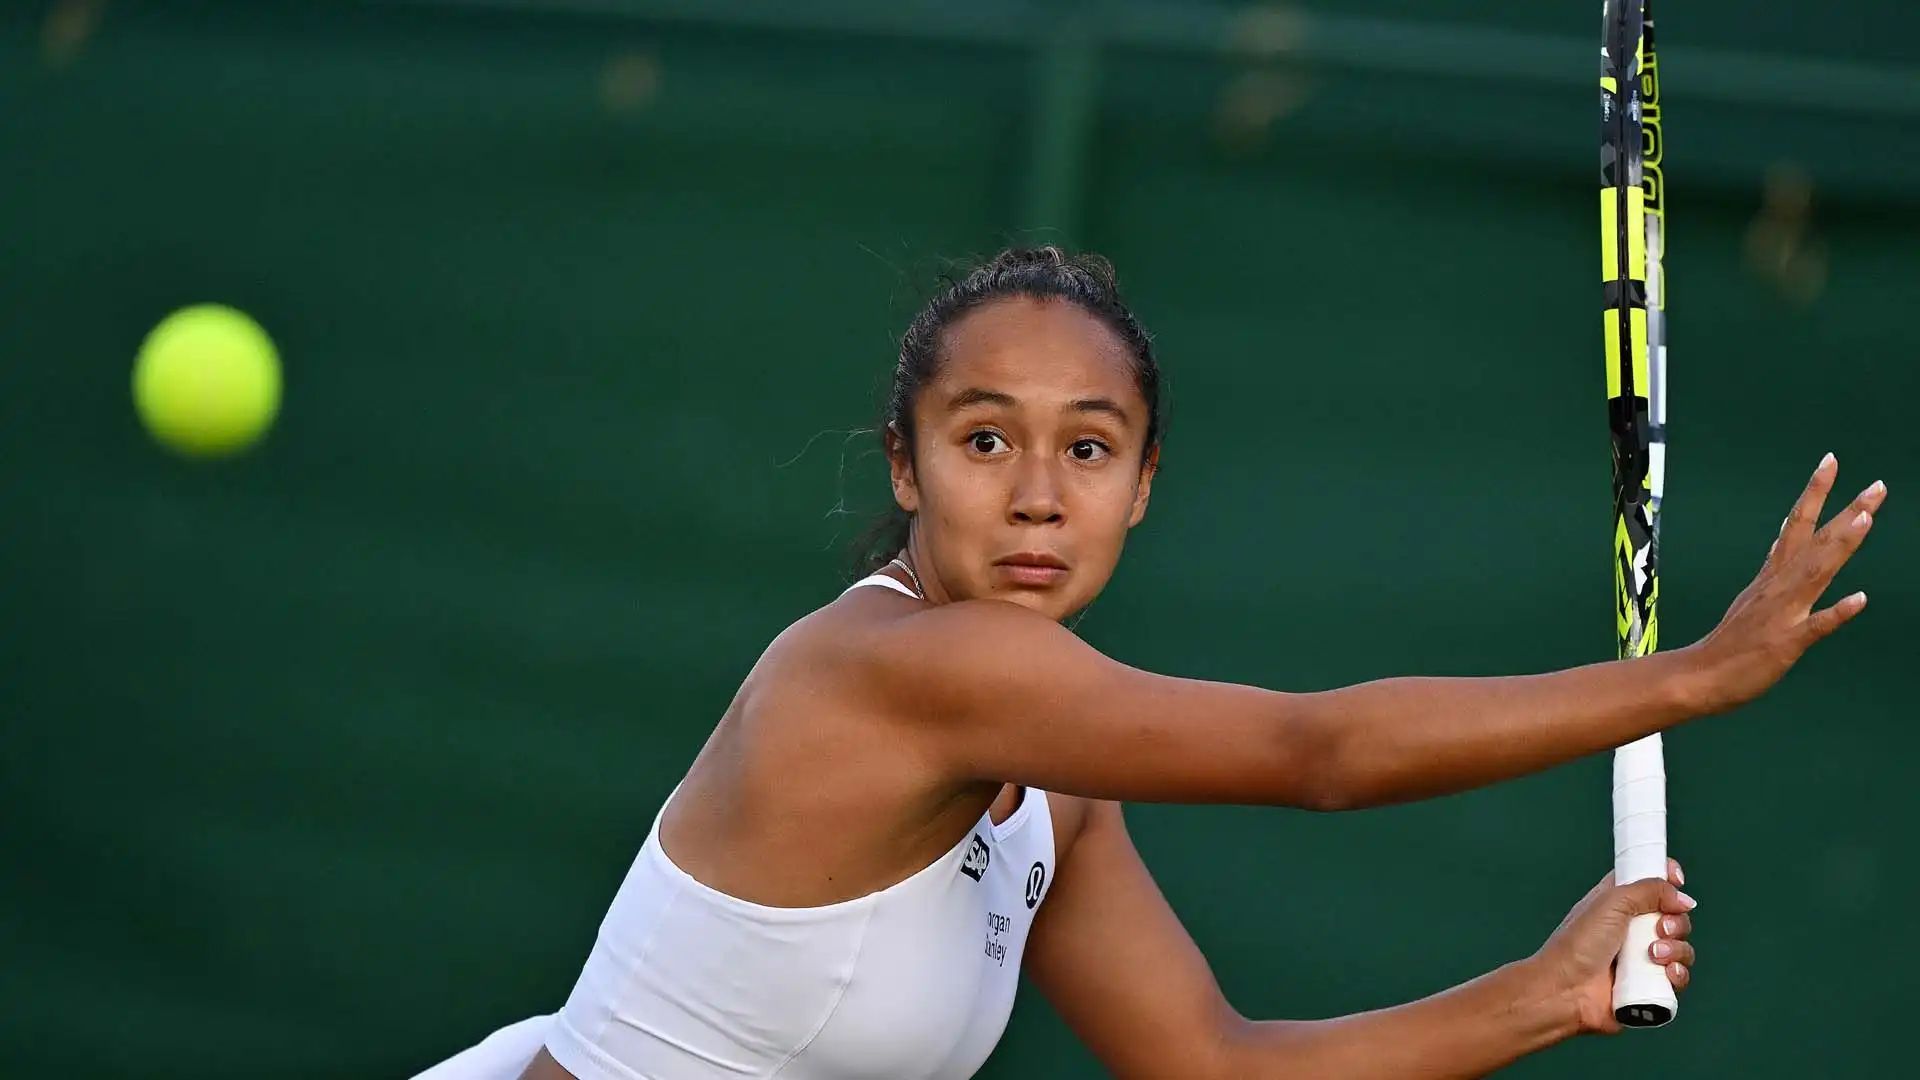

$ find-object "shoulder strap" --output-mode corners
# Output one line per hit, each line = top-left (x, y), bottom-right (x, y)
(842, 573), (920, 598)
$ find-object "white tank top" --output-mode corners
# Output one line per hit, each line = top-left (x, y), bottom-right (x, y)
(546, 575), (1058, 1080)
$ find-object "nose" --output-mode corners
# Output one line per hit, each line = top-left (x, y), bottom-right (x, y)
(1008, 454), (1065, 525)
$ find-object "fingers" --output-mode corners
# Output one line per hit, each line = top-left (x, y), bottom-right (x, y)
(1794, 508), (1873, 618)
(1814, 475), (1889, 535)
(1805, 590), (1870, 641)
(1782, 471), (1884, 614)
(1650, 936), (1693, 967)
(1807, 476), (1883, 558)
(1612, 876), (1698, 917)
(1856, 479), (1890, 516)
(1775, 453), (1839, 561)
(1650, 901), (1695, 990)
(1667, 857), (1685, 887)
(1808, 492), (1879, 567)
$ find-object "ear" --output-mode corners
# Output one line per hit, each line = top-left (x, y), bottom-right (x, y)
(887, 423), (920, 513)
(1127, 444), (1158, 527)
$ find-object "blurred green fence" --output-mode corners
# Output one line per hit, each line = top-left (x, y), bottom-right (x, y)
(2, 2), (1915, 1077)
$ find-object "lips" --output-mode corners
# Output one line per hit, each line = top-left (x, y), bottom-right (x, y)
(994, 553), (1069, 587)
(997, 552), (1067, 571)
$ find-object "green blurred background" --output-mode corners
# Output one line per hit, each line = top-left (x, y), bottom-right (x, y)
(2, 1), (1914, 1076)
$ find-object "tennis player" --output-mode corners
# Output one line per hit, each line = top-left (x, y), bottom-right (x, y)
(412, 248), (1882, 1080)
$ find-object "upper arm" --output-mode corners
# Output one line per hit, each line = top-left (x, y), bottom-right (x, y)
(1023, 800), (1241, 1080)
(869, 600), (1336, 806)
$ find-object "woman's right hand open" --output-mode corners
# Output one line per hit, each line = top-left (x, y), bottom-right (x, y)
(1685, 454), (1885, 714)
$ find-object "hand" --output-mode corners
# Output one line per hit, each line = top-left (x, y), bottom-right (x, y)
(1529, 859), (1696, 1035)
(1685, 454), (1884, 714)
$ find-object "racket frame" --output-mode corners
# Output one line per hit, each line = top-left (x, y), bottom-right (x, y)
(1601, 0), (1676, 1030)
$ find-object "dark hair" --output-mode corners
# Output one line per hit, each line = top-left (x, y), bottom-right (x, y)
(850, 246), (1166, 578)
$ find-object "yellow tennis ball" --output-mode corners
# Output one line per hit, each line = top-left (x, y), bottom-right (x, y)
(132, 304), (282, 457)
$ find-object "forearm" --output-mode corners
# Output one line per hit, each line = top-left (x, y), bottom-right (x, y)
(1299, 647), (1706, 810)
(1218, 959), (1579, 1080)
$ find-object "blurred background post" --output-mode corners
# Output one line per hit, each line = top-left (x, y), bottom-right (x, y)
(1, 1), (1914, 1076)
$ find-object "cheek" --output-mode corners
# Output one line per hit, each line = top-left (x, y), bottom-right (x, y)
(1087, 464), (1143, 508)
(918, 446), (983, 496)
(914, 450), (1001, 529)
(1072, 470), (1144, 539)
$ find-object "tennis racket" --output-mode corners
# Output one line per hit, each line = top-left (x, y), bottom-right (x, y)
(1600, 0), (1673, 1029)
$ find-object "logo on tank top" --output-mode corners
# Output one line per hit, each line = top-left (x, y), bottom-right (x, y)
(960, 834), (991, 881)
(1024, 862), (1046, 909)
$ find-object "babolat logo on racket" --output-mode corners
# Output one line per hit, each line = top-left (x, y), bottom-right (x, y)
(960, 834), (991, 881)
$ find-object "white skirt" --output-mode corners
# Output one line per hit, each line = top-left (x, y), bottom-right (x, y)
(410, 1015), (553, 1080)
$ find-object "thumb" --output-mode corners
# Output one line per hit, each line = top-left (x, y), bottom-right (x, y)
(1611, 876), (1697, 919)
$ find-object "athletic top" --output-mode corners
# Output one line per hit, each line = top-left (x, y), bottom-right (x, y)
(545, 574), (1059, 1080)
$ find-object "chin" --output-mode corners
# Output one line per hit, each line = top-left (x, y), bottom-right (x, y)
(990, 587), (1078, 623)
(977, 585), (1048, 609)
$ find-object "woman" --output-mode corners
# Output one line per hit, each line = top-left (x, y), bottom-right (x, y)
(413, 248), (1882, 1080)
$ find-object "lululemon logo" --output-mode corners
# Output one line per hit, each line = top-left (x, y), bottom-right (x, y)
(1024, 862), (1046, 909)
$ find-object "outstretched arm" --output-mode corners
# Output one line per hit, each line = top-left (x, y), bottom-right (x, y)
(1023, 801), (1695, 1080)
(876, 459), (1880, 808)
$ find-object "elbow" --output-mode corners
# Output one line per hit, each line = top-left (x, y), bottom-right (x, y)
(1208, 1013), (1318, 1080)
(1201, 1010), (1260, 1080)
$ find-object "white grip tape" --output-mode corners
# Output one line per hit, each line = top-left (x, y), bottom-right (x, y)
(1611, 733), (1677, 1023)
(1613, 912), (1676, 1022)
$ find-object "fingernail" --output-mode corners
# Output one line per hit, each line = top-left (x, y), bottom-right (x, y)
(1662, 916), (1679, 935)
(1822, 452), (1836, 469)
(1677, 891), (1698, 910)
(1674, 862), (1686, 886)
(1866, 481), (1886, 498)
(1855, 511), (1872, 528)
(1652, 942), (1673, 960)
(1670, 962), (1688, 981)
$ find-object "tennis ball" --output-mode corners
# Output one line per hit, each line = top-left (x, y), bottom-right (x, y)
(132, 304), (281, 458)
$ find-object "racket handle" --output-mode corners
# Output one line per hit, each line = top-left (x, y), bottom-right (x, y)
(1611, 734), (1677, 1027)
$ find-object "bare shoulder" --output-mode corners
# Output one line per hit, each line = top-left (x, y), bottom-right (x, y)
(749, 583), (923, 674)
(780, 586), (1102, 700)
(741, 586), (1035, 719)
(774, 588), (1302, 805)
(875, 598), (1130, 710)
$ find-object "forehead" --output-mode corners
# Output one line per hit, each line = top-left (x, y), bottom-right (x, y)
(933, 297), (1142, 404)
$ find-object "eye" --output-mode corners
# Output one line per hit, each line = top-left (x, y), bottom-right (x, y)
(968, 430), (1010, 455)
(1068, 439), (1110, 462)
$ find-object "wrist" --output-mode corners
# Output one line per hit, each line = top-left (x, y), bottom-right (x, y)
(1501, 956), (1587, 1045)
(1654, 641), (1722, 718)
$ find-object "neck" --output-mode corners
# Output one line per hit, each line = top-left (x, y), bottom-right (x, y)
(884, 556), (925, 599)
(894, 539), (949, 605)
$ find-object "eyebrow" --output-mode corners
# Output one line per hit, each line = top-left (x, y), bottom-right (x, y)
(947, 387), (1017, 411)
(1067, 396), (1132, 425)
(946, 387), (1134, 426)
